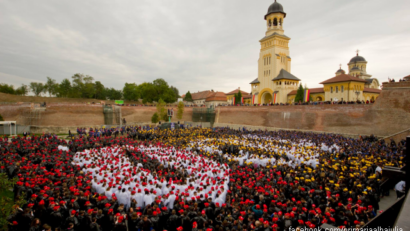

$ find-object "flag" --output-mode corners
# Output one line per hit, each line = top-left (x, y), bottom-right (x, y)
(304, 89), (310, 102)
(273, 93), (277, 104)
(233, 97), (235, 105)
(241, 97), (244, 104)
(252, 95), (255, 104)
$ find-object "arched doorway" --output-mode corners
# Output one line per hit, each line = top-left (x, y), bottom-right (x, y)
(316, 96), (323, 102)
(262, 92), (272, 104)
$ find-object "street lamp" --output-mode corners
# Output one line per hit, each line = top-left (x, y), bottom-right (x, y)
(355, 90), (360, 103)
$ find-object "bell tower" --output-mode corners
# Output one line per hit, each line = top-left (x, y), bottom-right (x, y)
(265, 0), (286, 37)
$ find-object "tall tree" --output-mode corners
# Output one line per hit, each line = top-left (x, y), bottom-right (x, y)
(123, 83), (139, 101)
(45, 77), (59, 97)
(138, 82), (156, 103)
(16, 84), (28, 96)
(170, 86), (179, 98)
(104, 87), (122, 100)
(82, 76), (95, 98)
(294, 83), (304, 103)
(71, 73), (85, 98)
(235, 91), (243, 105)
(29, 82), (45, 96)
(94, 81), (105, 100)
(0, 84), (15, 94)
(184, 91), (193, 102)
(58, 78), (72, 98)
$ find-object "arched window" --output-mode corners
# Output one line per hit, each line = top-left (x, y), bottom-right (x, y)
(341, 86), (344, 92)
(268, 19), (272, 27)
(273, 18), (278, 26)
(279, 18), (282, 26)
(331, 87), (333, 93)
(336, 86), (338, 93)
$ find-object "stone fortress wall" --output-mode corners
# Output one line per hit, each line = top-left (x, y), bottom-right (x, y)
(0, 82), (409, 139)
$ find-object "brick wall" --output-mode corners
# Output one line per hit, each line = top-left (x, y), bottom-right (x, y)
(0, 86), (409, 137)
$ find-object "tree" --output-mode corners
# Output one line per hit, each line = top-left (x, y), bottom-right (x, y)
(294, 83), (304, 103)
(177, 101), (184, 120)
(138, 82), (156, 103)
(94, 81), (105, 100)
(104, 88), (122, 100)
(184, 91), (193, 102)
(235, 91), (243, 105)
(156, 98), (167, 121)
(123, 83), (139, 101)
(0, 84), (15, 94)
(29, 82), (45, 96)
(44, 77), (59, 97)
(71, 73), (85, 98)
(15, 84), (28, 96)
(82, 76), (95, 98)
(151, 113), (159, 123)
(58, 78), (72, 98)
(170, 86), (179, 98)
(0, 173), (26, 231)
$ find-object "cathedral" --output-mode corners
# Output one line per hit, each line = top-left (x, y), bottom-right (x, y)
(249, 1), (381, 104)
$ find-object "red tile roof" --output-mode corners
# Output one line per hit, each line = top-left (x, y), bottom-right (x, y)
(191, 91), (212, 100)
(206, 92), (227, 102)
(363, 88), (381, 93)
(225, 89), (249, 95)
(320, 74), (366, 84)
(243, 94), (252, 99)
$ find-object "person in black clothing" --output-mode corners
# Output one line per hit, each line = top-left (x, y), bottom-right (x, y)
(90, 217), (101, 231)
(138, 216), (152, 231)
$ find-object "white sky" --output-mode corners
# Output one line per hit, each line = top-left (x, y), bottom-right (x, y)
(1, 0), (409, 95)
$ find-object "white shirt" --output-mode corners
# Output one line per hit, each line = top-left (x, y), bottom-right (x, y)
(395, 181), (405, 192)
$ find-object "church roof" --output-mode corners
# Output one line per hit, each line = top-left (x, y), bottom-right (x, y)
(320, 74), (366, 84)
(349, 55), (367, 64)
(272, 69), (301, 81)
(250, 78), (260, 84)
(260, 32), (290, 42)
(265, 1), (286, 19)
(363, 88), (381, 94)
(205, 92), (227, 102)
(288, 88), (324, 95)
(190, 90), (212, 100)
(226, 89), (249, 96)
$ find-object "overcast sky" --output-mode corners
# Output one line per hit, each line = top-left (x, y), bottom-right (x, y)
(1, 0), (409, 95)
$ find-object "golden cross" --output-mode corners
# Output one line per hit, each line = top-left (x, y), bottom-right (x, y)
(356, 49), (360, 56)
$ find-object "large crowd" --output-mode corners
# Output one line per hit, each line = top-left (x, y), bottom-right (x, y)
(1, 126), (406, 231)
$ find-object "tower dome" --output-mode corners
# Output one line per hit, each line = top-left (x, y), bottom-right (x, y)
(265, 1), (286, 19)
(335, 68), (345, 75)
(349, 55), (366, 63)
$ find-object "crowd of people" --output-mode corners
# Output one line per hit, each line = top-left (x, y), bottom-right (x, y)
(1, 127), (406, 231)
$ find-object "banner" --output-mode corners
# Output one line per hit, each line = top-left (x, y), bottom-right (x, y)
(241, 97), (244, 104)
(233, 97), (235, 105)
(252, 95), (255, 104)
(303, 89), (310, 102)
(115, 100), (124, 104)
(273, 93), (277, 104)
